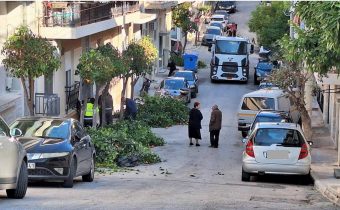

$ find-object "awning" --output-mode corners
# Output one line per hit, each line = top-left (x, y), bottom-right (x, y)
(134, 13), (157, 24)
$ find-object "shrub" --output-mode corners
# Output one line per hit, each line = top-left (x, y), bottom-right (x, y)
(137, 96), (189, 128)
(87, 120), (164, 168)
(170, 53), (184, 66)
(198, 60), (206, 69)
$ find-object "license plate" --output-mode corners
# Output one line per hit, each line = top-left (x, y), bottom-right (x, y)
(227, 77), (232, 80)
(266, 150), (289, 159)
(28, 163), (36, 169)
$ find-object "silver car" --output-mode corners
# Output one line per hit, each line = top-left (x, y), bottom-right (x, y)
(0, 117), (27, 198)
(242, 122), (312, 182)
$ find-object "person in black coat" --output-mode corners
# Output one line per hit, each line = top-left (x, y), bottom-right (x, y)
(188, 101), (203, 146)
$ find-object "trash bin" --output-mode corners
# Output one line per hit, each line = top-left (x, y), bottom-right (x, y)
(183, 53), (199, 72)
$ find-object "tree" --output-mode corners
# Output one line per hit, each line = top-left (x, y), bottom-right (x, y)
(172, 2), (198, 52)
(77, 49), (113, 128)
(1, 25), (60, 115)
(248, 1), (290, 48)
(118, 37), (157, 120)
(293, 1), (340, 75)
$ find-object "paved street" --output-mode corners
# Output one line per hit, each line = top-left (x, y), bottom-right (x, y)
(0, 2), (337, 210)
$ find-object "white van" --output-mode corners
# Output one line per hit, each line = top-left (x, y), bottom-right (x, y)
(237, 88), (294, 137)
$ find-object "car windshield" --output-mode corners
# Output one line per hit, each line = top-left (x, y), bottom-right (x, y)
(210, 23), (222, 28)
(11, 119), (70, 139)
(255, 116), (283, 124)
(242, 97), (275, 111)
(211, 18), (224, 22)
(174, 72), (194, 81)
(257, 62), (273, 71)
(163, 80), (185, 90)
(206, 29), (220, 35)
(254, 128), (304, 147)
(0, 118), (9, 136)
(215, 40), (247, 55)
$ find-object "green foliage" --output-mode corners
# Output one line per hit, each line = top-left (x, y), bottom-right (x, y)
(172, 2), (198, 47)
(198, 60), (206, 69)
(87, 120), (164, 168)
(198, 5), (211, 15)
(293, 1), (340, 74)
(170, 53), (184, 66)
(248, 2), (290, 47)
(137, 96), (189, 128)
(1, 25), (60, 78)
(97, 43), (127, 78)
(137, 36), (158, 69)
(77, 49), (113, 85)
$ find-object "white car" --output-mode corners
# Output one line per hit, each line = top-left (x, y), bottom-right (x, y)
(210, 14), (227, 30)
(241, 122), (312, 182)
(0, 116), (27, 198)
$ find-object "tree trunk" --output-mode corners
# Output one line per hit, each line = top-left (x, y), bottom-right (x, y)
(92, 84), (101, 128)
(20, 77), (32, 116)
(300, 107), (312, 141)
(130, 76), (140, 98)
(119, 77), (129, 120)
(101, 82), (110, 126)
(28, 77), (35, 116)
(183, 32), (188, 53)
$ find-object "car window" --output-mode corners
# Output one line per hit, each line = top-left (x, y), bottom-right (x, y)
(241, 97), (275, 111)
(215, 40), (247, 55)
(254, 128), (303, 147)
(211, 18), (224, 22)
(0, 118), (9, 136)
(164, 80), (185, 90)
(11, 119), (70, 139)
(72, 121), (85, 140)
(174, 72), (194, 81)
(210, 23), (222, 28)
(206, 28), (221, 35)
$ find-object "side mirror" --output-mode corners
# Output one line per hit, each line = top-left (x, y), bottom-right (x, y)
(10, 128), (22, 137)
(307, 141), (313, 146)
(250, 44), (254, 54)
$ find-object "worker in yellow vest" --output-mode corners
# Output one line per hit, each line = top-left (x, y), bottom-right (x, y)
(84, 98), (99, 127)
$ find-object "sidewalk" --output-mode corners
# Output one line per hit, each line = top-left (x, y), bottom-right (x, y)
(310, 100), (340, 206)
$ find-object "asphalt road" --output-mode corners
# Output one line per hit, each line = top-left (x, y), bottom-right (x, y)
(0, 2), (337, 210)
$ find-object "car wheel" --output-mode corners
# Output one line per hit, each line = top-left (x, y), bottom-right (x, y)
(82, 155), (95, 182)
(211, 78), (216, 83)
(6, 161), (28, 199)
(63, 157), (76, 188)
(191, 92), (197, 98)
(241, 131), (248, 138)
(242, 168), (251, 182)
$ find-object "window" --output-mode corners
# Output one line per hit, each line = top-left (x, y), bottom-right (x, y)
(254, 128), (304, 147)
(164, 80), (185, 90)
(206, 29), (221, 35)
(241, 97), (275, 111)
(66, 69), (72, 87)
(215, 40), (247, 55)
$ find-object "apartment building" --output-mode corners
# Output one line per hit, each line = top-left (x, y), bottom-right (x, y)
(0, 1), (175, 123)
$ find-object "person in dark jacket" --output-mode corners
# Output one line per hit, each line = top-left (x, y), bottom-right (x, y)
(123, 97), (137, 120)
(188, 101), (203, 146)
(209, 104), (222, 148)
(167, 59), (177, 77)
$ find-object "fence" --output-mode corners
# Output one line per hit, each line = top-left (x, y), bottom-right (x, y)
(65, 81), (80, 114)
(35, 93), (60, 116)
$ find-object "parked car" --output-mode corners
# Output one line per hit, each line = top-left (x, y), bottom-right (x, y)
(242, 122), (312, 181)
(213, 10), (230, 20)
(210, 14), (228, 30)
(246, 110), (292, 134)
(201, 26), (223, 46)
(173, 70), (199, 98)
(258, 81), (277, 90)
(215, 1), (236, 13)
(10, 117), (96, 188)
(0, 117), (27, 199)
(209, 21), (224, 32)
(155, 77), (191, 104)
(254, 60), (274, 85)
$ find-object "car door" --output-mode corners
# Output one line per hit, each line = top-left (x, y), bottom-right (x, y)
(71, 122), (87, 174)
(75, 122), (92, 173)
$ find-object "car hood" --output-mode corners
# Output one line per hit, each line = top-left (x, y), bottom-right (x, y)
(188, 81), (195, 86)
(17, 137), (72, 153)
(203, 34), (216, 40)
(161, 89), (181, 96)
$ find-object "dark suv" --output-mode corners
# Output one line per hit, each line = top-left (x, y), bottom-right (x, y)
(215, 1), (236, 13)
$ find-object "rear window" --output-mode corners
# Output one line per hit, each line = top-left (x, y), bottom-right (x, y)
(241, 97), (275, 111)
(212, 18), (224, 22)
(254, 128), (304, 147)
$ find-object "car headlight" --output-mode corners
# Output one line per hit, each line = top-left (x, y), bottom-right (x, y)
(28, 152), (69, 160)
(212, 70), (217, 74)
(189, 85), (195, 88)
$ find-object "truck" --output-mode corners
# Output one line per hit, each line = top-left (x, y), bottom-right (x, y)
(209, 36), (254, 83)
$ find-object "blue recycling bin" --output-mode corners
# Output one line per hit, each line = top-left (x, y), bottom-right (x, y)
(183, 53), (199, 72)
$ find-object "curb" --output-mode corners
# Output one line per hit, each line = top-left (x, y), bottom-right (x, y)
(311, 171), (340, 206)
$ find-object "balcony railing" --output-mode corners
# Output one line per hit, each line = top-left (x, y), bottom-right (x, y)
(42, 1), (140, 27)
(65, 81), (80, 114)
(35, 93), (60, 116)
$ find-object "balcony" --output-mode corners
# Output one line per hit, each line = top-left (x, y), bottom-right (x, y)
(35, 93), (60, 116)
(39, 1), (141, 39)
(144, 1), (177, 10)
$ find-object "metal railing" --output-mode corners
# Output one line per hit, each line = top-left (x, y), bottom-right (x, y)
(65, 81), (80, 114)
(35, 93), (60, 116)
(316, 88), (324, 112)
(42, 1), (140, 27)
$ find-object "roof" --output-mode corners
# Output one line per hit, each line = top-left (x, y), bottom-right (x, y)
(15, 116), (70, 122)
(254, 122), (302, 131)
(211, 14), (225, 18)
(243, 88), (284, 98)
(257, 110), (289, 118)
(174, 70), (194, 74)
(164, 77), (186, 81)
(214, 35), (248, 42)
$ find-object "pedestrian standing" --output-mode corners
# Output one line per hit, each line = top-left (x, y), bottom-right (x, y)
(188, 101), (203, 146)
(209, 105), (222, 148)
(167, 59), (177, 77)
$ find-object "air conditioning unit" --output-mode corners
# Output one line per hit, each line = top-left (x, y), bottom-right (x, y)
(6, 77), (13, 91)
